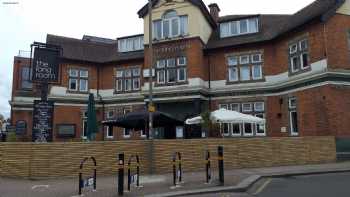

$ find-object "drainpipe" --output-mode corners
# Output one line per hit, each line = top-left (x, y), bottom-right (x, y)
(97, 65), (105, 141)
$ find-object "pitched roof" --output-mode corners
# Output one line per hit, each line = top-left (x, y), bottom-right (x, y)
(46, 34), (144, 64)
(206, 0), (345, 49)
(137, 0), (217, 28)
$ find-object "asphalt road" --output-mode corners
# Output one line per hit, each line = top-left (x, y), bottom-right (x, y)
(255, 172), (350, 197)
(183, 172), (350, 197)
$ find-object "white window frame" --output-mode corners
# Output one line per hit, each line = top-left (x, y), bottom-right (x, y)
(228, 67), (238, 82)
(167, 69), (177, 83)
(290, 110), (299, 136)
(289, 97), (297, 109)
(125, 79), (132, 92)
(219, 104), (229, 110)
(300, 53), (310, 69)
(231, 103), (240, 112)
(157, 60), (166, 68)
(240, 66), (251, 81)
(255, 114), (266, 136)
(157, 70), (166, 84)
(140, 129), (146, 138)
(133, 78), (140, 90)
(177, 57), (187, 66)
(251, 54), (262, 63)
(69, 78), (78, 91)
(79, 79), (88, 92)
(116, 79), (123, 92)
(221, 123), (231, 137)
(240, 55), (250, 64)
(231, 123), (242, 137)
(299, 39), (308, 51)
(242, 103), (253, 112)
(228, 56), (238, 66)
(106, 110), (114, 119)
(254, 102), (265, 112)
(82, 119), (87, 139)
(289, 44), (298, 54)
(123, 128), (131, 138)
(252, 64), (263, 80)
(290, 56), (300, 73)
(243, 123), (254, 137)
(106, 126), (114, 139)
(177, 68), (187, 82)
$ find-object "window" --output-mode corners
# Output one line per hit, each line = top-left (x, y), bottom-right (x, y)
(106, 110), (115, 119)
(156, 57), (187, 85)
(82, 120), (87, 139)
(289, 98), (298, 136)
(219, 104), (229, 109)
(140, 129), (146, 137)
(240, 66), (251, 81)
(123, 108), (132, 138)
(115, 67), (141, 93)
(231, 124), (241, 136)
(231, 103), (240, 112)
(105, 126), (113, 139)
(243, 123), (254, 136)
(153, 10), (188, 40)
(69, 68), (88, 92)
(222, 123), (230, 136)
(118, 36), (144, 52)
(252, 65), (262, 80)
(289, 39), (310, 74)
(255, 114), (266, 136)
(254, 102), (265, 112)
(220, 17), (259, 38)
(227, 53), (264, 82)
(20, 66), (32, 89)
(57, 124), (76, 138)
(242, 103), (253, 112)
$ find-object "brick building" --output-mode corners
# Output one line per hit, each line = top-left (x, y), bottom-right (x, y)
(10, 0), (350, 141)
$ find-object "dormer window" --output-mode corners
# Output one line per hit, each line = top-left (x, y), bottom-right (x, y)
(118, 35), (144, 53)
(153, 10), (188, 40)
(220, 17), (259, 38)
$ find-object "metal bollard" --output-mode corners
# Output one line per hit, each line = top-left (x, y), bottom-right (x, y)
(118, 153), (124, 196)
(172, 152), (182, 187)
(127, 155), (141, 191)
(218, 146), (224, 185)
(206, 150), (211, 183)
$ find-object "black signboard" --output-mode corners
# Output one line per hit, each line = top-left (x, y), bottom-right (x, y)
(32, 47), (60, 83)
(15, 120), (27, 135)
(32, 100), (54, 142)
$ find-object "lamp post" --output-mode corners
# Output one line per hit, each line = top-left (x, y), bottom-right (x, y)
(148, 0), (154, 139)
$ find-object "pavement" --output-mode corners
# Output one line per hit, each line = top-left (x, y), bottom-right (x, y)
(0, 162), (350, 197)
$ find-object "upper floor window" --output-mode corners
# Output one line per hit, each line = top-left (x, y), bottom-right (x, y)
(118, 36), (144, 53)
(227, 52), (263, 82)
(69, 68), (88, 92)
(115, 67), (141, 93)
(220, 18), (259, 38)
(156, 57), (187, 85)
(289, 39), (310, 74)
(20, 66), (32, 90)
(153, 10), (188, 40)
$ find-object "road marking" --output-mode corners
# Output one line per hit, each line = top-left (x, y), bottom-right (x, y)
(31, 185), (49, 190)
(253, 178), (272, 195)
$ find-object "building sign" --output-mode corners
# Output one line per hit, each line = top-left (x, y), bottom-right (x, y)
(15, 120), (27, 135)
(32, 47), (60, 83)
(32, 100), (54, 142)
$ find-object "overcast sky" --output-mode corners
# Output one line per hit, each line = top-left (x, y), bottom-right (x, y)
(0, 0), (315, 118)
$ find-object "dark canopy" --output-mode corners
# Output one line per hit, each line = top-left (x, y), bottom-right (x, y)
(102, 111), (183, 130)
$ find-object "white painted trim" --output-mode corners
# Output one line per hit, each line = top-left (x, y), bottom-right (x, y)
(289, 110), (299, 136)
(12, 107), (33, 111)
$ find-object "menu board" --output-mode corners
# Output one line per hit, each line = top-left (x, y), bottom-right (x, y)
(32, 100), (54, 142)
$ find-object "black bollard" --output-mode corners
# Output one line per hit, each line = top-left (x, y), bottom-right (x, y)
(206, 150), (211, 183)
(173, 154), (177, 186)
(118, 153), (124, 196)
(218, 146), (224, 185)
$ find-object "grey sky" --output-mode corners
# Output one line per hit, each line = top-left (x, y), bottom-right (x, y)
(0, 0), (314, 118)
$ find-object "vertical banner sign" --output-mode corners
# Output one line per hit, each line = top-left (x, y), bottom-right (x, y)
(32, 47), (60, 83)
(32, 100), (54, 142)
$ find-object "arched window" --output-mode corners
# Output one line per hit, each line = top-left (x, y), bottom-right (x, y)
(153, 10), (188, 40)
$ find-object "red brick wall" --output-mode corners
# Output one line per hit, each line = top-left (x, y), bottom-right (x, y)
(325, 14), (350, 70)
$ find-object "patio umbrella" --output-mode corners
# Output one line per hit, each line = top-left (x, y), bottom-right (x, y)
(185, 108), (266, 125)
(87, 93), (98, 141)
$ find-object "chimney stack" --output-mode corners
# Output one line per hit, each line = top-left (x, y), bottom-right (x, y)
(208, 3), (220, 23)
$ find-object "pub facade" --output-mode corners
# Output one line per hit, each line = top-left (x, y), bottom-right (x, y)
(10, 0), (350, 141)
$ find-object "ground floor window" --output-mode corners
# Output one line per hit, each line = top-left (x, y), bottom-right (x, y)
(82, 120), (87, 139)
(219, 102), (266, 137)
(289, 97), (299, 136)
(124, 128), (131, 138)
(105, 126), (113, 139)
